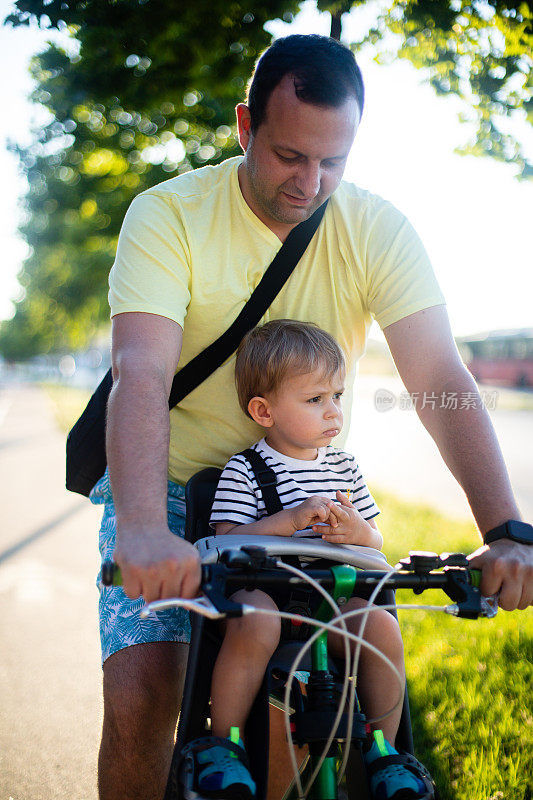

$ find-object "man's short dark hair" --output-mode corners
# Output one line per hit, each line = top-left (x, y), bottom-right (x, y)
(247, 34), (364, 134)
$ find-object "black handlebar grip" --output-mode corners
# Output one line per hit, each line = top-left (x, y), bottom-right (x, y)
(101, 560), (122, 586)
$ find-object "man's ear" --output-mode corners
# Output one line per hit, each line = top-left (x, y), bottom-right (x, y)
(236, 103), (252, 151)
(248, 396), (274, 428)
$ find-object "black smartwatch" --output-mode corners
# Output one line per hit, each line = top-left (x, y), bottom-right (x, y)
(484, 520), (533, 545)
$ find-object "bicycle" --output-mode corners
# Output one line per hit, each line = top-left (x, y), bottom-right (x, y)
(102, 537), (497, 800)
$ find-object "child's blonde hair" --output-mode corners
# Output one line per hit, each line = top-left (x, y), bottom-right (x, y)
(235, 320), (345, 418)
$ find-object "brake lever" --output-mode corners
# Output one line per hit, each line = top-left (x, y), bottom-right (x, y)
(142, 552), (277, 621)
(395, 551), (498, 619)
(442, 567), (499, 619)
(140, 595), (226, 620)
(140, 593), (260, 621)
(445, 592), (499, 619)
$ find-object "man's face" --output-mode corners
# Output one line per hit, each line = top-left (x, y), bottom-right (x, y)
(237, 74), (360, 238)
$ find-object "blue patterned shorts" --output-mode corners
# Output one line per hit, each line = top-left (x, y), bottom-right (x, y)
(91, 469), (191, 664)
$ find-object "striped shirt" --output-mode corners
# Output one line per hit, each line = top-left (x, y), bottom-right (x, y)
(210, 438), (379, 538)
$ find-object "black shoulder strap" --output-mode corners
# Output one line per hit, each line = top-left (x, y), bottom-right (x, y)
(168, 199), (328, 408)
(239, 448), (283, 516)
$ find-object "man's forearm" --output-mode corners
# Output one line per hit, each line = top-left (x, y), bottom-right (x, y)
(103, 314), (200, 602)
(107, 369), (170, 527)
(417, 366), (521, 534)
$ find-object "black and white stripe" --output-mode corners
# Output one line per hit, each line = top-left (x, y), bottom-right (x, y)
(210, 438), (379, 536)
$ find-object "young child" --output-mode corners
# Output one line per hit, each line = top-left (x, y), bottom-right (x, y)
(200, 320), (431, 800)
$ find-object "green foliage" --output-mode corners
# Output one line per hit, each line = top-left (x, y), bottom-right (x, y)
(366, 0), (533, 178)
(1, 0), (300, 358)
(2, 0), (532, 359)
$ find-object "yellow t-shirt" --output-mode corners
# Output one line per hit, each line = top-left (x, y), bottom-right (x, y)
(109, 156), (445, 484)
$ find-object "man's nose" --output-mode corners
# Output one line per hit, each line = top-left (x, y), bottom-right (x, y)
(296, 162), (321, 198)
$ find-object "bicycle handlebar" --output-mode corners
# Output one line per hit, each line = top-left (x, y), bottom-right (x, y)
(101, 547), (496, 620)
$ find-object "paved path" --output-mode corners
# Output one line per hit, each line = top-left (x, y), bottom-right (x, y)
(0, 383), (102, 800)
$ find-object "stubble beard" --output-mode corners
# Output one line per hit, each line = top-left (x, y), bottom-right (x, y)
(245, 152), (321, 226)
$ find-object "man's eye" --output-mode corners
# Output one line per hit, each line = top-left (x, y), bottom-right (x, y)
(334, 392), (343, 399)
(278, 153), (299, 163)
(307, 396), (320, 403)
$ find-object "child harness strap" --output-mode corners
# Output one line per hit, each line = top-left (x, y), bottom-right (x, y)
(238, 449), (283, 515)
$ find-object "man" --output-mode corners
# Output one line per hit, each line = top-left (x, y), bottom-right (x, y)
(94, 34), (533, 800)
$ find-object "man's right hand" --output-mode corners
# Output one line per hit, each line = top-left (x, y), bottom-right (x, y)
(114, 525), (201, 603)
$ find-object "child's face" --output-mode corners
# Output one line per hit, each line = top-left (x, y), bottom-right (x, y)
(262, 367), (344, 460)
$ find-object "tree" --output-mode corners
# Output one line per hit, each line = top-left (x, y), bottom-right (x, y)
(2, 0), (531, 359)
(1, 0), (301, 359)
(362, 0), (533, 175)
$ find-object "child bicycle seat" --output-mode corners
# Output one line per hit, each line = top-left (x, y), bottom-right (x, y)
(163, 468), (417, 800)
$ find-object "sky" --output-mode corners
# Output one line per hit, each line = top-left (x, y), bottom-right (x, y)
(1, 0), (532, 339)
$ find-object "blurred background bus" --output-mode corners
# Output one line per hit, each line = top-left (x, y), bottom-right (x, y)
(459, 329), (533, 388)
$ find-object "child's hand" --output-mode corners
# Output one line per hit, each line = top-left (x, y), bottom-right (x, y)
(290, 496), (337, 533)
(313, 491), (383, 549)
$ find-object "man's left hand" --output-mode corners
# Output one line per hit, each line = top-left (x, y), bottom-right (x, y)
(468, 539), (533, 610)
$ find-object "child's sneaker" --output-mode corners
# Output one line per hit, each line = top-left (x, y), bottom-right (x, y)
(195, 735), (256, 800)
(364, 730), (437, 800)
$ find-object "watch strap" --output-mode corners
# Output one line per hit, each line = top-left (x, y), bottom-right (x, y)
(484, 519), (533, 545)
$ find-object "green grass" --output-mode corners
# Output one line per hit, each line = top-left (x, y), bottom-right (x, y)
(44, 383), (532, 799)
(376, 490), (533, 800)
(487, 387), (533, 412)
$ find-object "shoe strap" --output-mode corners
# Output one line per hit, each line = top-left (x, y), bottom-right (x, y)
(366, 754), (411, 778)
(365, 752), (433, 784)
(182, 736), (251, 768)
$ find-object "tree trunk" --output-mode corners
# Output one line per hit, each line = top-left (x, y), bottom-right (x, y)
(330, 11), (342, 41)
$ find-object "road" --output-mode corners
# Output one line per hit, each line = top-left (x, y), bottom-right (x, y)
(0, 380), (531, 799)
(0, 384), (102, 800)
(346, 375), (533, 523)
